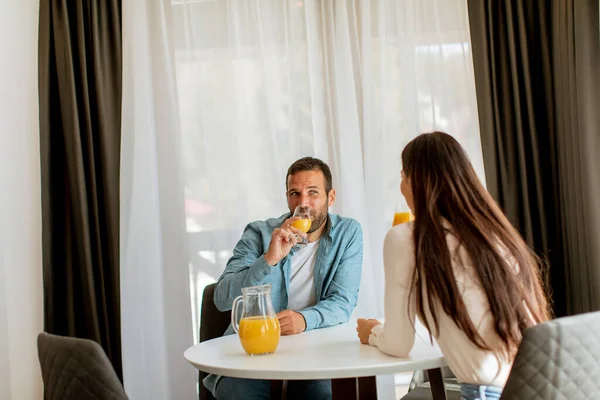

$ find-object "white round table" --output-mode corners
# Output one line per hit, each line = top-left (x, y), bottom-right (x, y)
(184, 321), (448, 399)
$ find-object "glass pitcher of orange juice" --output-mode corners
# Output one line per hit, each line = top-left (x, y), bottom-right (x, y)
(231, 284), (281, 356)
(393, 203), (414, 226)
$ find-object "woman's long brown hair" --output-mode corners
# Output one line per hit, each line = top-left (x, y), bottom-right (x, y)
(402, 132), (551, 359)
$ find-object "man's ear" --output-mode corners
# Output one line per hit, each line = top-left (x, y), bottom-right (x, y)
(327, 189), (336, 207)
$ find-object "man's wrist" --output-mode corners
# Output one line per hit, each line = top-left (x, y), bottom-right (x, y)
(297, 311), (307, 332)
(263, 252), (278, 266)
(301, 314), (307, 332)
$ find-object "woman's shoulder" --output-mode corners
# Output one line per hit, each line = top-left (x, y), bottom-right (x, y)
(383, 222), (415, 280)
(384, 221), (414, 247)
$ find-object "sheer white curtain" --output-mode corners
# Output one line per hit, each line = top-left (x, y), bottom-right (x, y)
(121, 1), (196, 399)
(0, 1), (44, 399)
(122, 0), (482, 398)
(171, 0), (483, 334)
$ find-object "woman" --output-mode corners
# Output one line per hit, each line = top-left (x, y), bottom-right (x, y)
(357, 132), (551, 399)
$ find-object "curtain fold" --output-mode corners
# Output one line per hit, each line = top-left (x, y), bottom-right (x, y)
(467, 0), (600, 317)
(1, 1), (44, 398)
(120, 0), (196, 398)
(38, 0), (123, 378)
(551, 0), (600, 315)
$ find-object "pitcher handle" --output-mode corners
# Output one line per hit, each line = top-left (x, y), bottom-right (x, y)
(231, 295), (243, 333)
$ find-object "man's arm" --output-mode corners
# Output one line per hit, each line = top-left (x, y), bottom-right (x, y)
(213, 224), (272, 311)
(214, 219), (304, 311)
(299, 221), (363, 330)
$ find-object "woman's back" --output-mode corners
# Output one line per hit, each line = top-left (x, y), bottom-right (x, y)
(372, 222), (512, 387)
(425, 224), (512, 386)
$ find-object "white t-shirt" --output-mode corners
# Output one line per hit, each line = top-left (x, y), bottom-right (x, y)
(287, 240), (320, 311)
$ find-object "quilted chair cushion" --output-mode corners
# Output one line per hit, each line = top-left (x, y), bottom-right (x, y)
(37, 332), (128, 400)
(501, 311), (600, 399)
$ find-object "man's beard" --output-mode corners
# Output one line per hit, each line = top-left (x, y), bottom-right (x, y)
(308, 205), (328, 234)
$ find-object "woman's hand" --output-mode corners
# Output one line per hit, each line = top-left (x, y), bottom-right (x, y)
(356, 318), (382, 344)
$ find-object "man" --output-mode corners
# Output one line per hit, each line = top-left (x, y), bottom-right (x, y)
(205, 157), (363, 400)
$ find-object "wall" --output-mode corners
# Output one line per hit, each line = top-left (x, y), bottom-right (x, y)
(0, 0), (44, 399)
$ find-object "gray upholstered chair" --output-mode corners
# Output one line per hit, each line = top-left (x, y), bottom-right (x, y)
(37, 332), (128, 400)
(501, 311), (600, 399)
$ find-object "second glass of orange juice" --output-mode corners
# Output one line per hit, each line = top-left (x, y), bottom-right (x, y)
(393, 203), (414, 226)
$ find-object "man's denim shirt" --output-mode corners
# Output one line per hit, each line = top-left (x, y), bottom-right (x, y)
(204, 212), (363, 394)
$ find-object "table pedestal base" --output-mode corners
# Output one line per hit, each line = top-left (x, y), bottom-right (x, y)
(332, 376), (377, 399)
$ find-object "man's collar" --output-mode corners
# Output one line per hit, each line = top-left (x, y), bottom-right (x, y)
(323, 213), (338, 238)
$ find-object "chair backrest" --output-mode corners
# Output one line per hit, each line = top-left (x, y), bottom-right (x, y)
(200, 283), (232, 342)
(501, 311), (600, 399)
(37, 332), (128, 400)
(199, 283), (232, 400)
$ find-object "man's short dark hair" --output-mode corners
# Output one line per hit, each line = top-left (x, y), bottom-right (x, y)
(286, 157), (333, 193)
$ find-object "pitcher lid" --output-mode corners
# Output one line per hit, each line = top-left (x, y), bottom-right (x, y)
(241, 284), (272, 294)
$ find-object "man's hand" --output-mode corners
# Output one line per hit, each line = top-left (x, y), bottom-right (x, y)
(277, 310), (306, 335)
(356, 318), (382, 344)
(264, 217), (308, 266)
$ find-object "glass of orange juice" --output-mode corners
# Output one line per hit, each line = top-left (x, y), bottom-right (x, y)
(291, 205), (311, 249)
(393, 203), (414, 226)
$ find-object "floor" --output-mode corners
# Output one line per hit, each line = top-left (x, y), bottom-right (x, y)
(395, 372), (413, 398)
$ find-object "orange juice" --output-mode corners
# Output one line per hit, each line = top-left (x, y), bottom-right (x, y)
(393, 212), (414, 226)
(291, 218), (312, 233)
(238, 316), (280, 355)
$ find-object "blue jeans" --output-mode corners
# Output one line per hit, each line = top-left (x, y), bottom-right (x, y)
(460, 383), (502, 400)
(215, 376), (332, 400)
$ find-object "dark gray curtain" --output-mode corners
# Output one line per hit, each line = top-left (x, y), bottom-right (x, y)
(38, 0), (123, 378)
(467, 0), (600, 317)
